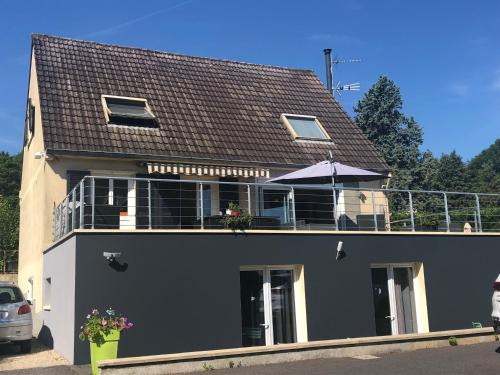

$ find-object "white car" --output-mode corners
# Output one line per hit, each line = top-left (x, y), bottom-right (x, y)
(0, 282), (33, 353)
(493, 274), (500, 333)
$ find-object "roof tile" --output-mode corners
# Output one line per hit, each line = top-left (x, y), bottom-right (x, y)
(32, 34), (388, 170)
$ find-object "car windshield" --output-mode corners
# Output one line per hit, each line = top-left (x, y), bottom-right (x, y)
(0, 286), (24, 304)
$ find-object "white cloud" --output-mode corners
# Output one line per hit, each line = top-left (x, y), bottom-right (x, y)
(83, 0), (193, 38)
(447, 82), (469, 97)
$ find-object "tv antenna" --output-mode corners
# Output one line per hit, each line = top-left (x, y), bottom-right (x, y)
(324, 49), (361, 98)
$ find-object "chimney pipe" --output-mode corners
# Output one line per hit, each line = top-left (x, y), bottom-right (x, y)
(324, 48), (333, 95)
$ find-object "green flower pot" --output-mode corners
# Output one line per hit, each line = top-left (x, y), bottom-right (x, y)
(90, 330), (120, 375)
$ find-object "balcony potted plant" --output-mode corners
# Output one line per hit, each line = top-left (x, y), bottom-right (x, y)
(79, 308), (134, 375)
(220, 202), (253, 231)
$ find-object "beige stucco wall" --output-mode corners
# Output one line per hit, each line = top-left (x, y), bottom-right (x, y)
(18, 51), (146, 333)
(18, 50), (48, 335)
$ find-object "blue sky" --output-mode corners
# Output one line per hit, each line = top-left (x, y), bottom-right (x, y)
(0, 0), (498, 160)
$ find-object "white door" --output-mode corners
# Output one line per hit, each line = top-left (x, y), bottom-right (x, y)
(240, 267), (297, 346)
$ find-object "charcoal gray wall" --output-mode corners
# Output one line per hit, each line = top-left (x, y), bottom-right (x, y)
(63, 232), (500, 364)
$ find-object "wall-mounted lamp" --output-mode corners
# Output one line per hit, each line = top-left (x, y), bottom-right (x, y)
(103, 251), (122, 262)
(33, 151), (53, 160)
(336, 241), (346, 261)
(103, 252), (128, 271)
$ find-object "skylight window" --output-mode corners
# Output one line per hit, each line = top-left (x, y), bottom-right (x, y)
(281, 114), (330, 141)
(102, 95), (157, 128)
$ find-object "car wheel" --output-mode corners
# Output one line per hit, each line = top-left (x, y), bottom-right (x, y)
(19, 339), (32, 353)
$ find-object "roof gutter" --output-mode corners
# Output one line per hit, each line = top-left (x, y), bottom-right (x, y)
(45, 148), (391, 174)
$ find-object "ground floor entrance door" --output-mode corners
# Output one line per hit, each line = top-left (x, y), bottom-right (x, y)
(240, 267), (297, 347)
(371, 265), (418, 335)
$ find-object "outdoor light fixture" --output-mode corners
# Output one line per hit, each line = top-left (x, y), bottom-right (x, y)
(336, 241), (346, 261)
(103, 252), (122, 261)
(33, 151), (53, 160)
(103, 252), (128, 272)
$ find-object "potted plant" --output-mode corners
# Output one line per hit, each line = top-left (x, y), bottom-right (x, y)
(220, 202), (253, 231)
(79, 308), (134, 375)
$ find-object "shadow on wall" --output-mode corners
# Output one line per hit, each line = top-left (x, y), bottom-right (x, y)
(38, 324), (54, 348)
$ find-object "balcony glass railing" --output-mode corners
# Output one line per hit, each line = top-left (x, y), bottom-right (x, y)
(52, 176), (500, 241)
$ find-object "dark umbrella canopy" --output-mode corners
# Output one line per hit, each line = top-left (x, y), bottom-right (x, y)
(266, 161), (385, 185)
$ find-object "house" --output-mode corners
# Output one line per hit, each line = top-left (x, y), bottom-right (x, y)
(19, 34), (500, 365)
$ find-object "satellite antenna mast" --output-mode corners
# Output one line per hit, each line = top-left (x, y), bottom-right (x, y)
(323, 49), (361, 98)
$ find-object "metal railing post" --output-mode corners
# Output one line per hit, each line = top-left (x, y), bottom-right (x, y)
(371, 190), (378, 231)
(91, 177), (95, 229)
(64, 196), (69, 235)
(247, 184), (252, 215)
(71, 189), (76, 232)
(199, 182), (204, 229)
(147, 180), (152, 230)
(408, 191), (415, 231)
(79, 180), (84, 229)
(332, 186), (339, 231)
(475, 194), (482, 233)
(290, 187), (297, 230)
(443, 193), (450, 232)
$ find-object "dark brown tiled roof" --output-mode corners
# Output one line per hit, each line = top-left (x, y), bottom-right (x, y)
(32, 34), (388, 170)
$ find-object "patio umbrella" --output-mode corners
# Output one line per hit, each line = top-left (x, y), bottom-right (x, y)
(266, 160), (385, 185)
(266, 157), (386, 231)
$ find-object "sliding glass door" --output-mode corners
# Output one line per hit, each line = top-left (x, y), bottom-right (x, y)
(240, 267), (297, 347)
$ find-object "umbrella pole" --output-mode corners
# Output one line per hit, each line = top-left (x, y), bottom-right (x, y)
(330, 164), (339, 231)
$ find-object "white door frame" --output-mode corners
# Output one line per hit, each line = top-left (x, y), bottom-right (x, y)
(240, 266), (297, 346)
(372, 263), (417, 335)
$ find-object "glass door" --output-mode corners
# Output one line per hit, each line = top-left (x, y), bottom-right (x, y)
(240, 267), (297, 346)
(240, 270), (266, 347)
(393, 267), (417, 334)
(370, 268), (392, 336)
(371, 265), (417, 335)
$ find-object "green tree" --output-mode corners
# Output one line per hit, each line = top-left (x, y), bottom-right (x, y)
(353, 76), (423, 190)
(467, 139), (500, 193)
(0, 151), (22, 272)
(0, 196), (19, 271)
(0, 152), (22, 197)
(434, 151), (468, 192)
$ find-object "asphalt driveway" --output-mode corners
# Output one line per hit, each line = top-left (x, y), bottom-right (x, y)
(213, 341), (500, 375)
(1, 340), (499, 374)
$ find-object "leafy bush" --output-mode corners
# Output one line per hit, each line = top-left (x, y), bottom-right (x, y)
(448, 336), (458, 346)
(220, 202), (253, 231)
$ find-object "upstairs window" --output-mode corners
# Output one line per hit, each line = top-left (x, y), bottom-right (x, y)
(102, 95), (157, 128)
(24, 98), (35, 145)
(281, 114), (330, 141)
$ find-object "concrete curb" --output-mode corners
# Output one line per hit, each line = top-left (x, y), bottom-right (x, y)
(98, 327), (496, 375)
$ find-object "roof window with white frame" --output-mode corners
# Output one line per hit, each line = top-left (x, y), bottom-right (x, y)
(102, 95), (157, 128)
(281, 114), (331, 141)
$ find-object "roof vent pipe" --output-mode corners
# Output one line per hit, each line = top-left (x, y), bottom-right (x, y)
(324, 48), (333, 95)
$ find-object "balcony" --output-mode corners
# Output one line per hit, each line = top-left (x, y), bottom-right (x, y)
(53, 176), (500, 241)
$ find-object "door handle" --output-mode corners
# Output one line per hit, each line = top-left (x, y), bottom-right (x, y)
(259, 324), (269, 329)
(385, 316), (395, 321)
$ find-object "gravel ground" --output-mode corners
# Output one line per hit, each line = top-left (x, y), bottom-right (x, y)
(0, 340), (89, 374)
